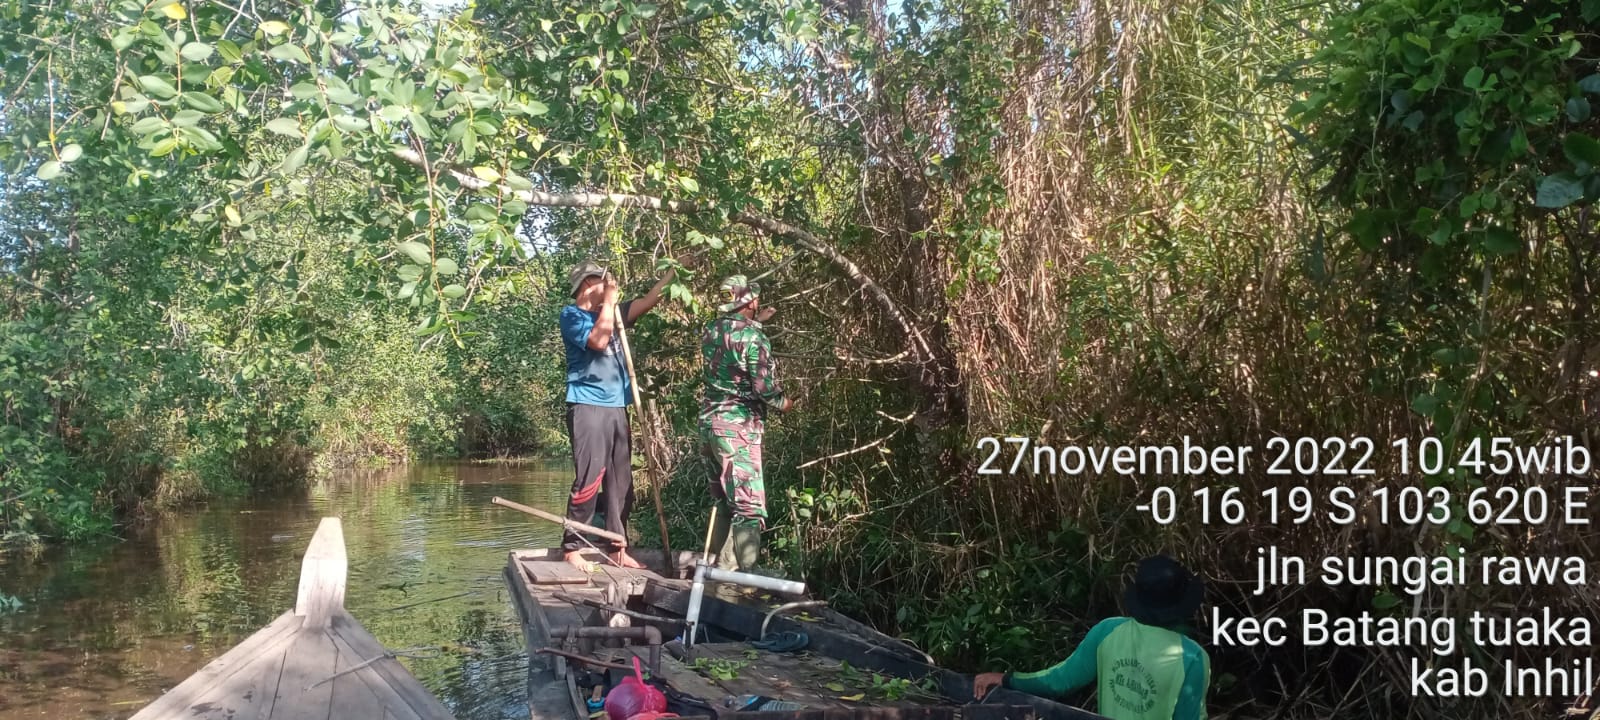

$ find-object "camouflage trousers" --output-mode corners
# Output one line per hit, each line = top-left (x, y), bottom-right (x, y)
(701, 419), (766, 529)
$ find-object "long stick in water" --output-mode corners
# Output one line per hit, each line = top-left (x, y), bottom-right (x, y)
(613, 301), (675, 575)
(491, 496), (627, 544)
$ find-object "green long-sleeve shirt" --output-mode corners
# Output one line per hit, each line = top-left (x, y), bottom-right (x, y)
(1003, 617), (1210, 720)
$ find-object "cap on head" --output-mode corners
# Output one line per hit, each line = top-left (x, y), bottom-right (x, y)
(568, 260), (607, 297)
(718, 274), (761, 313)
(1122, 555), (1205, 627)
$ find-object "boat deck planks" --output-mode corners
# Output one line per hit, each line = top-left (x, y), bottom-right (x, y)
(130, 518), (454, 720)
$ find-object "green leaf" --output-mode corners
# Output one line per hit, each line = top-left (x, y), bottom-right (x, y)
(172, 109), (203, 127)
(182, 92), (224, 113)
(1463, 66), (1483, 90)
(217, 39), (242, 63)
(280, 143), (309, 174)
(522, 100), (549, 116)
(59, 144), (83, 163)
(442, 284), (467, 299)
(331, 114), (368, 132)
(260, 20), (290, 36)
(1404, 32), (1429, 50)
(1482, 227), (1520, 255)
(1569, 97), (1593, 124)
(317, 336), (342, 349)
(136, 75), (178, 99)
(1371, 591), (1400, 610)
(398, 241), (432, 265)
(265, 117), (302, 137)
(36, 161), (64, 180)
(291, 337), (314, 353)
(472, 166), (501, 182)
(1410, 392), (1438, 417)
(408, 111), (434, 139)
(398, 264), (424, 282)
(150, 137), (180, 156)
(131, 116), (167, 135)
(180, 42), (213, 62)
(112, 30), (139, 52)
(611, 68), (630, 87)
(325, 87), (362, 105)
(434, 258), (460, 276)
(1536, 173), (1585, 208)
(679, 176), (699, 193)
(268, 44), (312, 64)
(290, 82), (321, 100)
(1563, 133), (1600, 167)
(1580, 75), (1600, 95)
(633, 2), (659, 17)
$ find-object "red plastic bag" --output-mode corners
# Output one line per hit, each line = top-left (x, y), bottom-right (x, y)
(605, 657), (668, 720)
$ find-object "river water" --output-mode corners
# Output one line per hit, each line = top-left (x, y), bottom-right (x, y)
(0, 461), (576, 720)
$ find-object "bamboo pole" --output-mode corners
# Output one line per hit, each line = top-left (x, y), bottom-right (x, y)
(614, 302), (675, 575)
(492, 496), (628, 545)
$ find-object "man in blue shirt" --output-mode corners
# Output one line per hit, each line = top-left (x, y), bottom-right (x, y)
(973, 555), (1211, 720)
(559, 260), (674, 571)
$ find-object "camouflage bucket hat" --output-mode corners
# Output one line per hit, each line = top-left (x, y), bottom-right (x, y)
(718, 274), (761, 313)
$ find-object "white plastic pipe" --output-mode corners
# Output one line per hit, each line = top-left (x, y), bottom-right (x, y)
(683, 563), (807, 648)
(703, 567), (807, 596)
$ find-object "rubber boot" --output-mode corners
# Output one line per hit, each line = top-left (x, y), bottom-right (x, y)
(730, 523), (761, 572)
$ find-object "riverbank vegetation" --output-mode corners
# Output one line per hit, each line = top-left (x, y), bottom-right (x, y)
(3, 0), (1597, 716)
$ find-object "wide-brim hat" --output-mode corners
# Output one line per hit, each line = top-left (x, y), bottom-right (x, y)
(568, 260), (607, 297)
(1122, 555), (1205, 626)
(718, 274), (760, 313)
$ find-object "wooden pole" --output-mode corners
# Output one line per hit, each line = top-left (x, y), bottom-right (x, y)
(492, 496), (628, 545)
(613, 303), (675, 575)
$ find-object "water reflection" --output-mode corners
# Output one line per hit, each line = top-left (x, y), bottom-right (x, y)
(0, 460), (573, 720)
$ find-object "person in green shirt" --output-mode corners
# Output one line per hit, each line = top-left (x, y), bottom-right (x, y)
(974, 555), (1211, 720)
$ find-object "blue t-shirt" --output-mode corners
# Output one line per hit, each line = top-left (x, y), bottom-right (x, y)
(560, 301), (636, 407)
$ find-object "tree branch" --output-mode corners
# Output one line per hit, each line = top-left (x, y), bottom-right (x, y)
(388, 146), (934, 365)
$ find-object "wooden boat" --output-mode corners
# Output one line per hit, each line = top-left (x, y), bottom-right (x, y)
(497, 501), (1108, 720)
(130, 518), (455, 720)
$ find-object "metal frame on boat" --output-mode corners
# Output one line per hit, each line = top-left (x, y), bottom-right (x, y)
(502, 546), (1109, 720)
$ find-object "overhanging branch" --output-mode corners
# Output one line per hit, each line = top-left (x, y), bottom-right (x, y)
(390, 146), (934, 365)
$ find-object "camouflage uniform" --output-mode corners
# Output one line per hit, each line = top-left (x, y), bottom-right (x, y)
(700, 276), (787, 534)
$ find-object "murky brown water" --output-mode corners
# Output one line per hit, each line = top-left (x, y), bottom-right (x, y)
(0, 461), (575, 720)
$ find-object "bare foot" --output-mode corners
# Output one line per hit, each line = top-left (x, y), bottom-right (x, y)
(564, 550), (596, 573)
(610, 550), (646, 569)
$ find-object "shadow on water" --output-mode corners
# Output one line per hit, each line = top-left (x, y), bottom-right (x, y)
(0, 460), (575, 720)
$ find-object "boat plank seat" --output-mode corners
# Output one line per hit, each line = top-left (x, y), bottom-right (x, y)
(130, 519), (454, 720)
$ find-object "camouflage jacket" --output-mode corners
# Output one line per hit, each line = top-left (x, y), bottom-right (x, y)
(699, 313), (786, 427)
